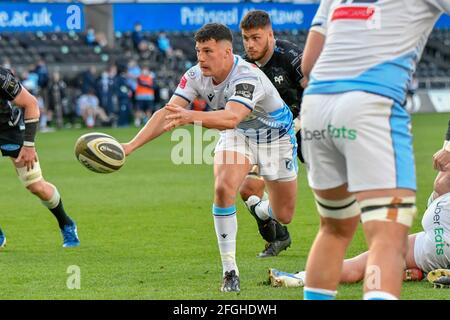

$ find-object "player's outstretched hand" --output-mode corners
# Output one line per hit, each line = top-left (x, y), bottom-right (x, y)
(433, 148), (450, 171)
(164, 104), (193, 131)
(121, 143), (133, 157)
(15, 146), (37, 171)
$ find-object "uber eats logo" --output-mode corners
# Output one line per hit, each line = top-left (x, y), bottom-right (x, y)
(302, 124), (357, 141)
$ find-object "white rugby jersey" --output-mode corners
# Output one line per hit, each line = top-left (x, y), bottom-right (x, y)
(422, 192), (450, 263)
(174, 55), (293, 142)
(306, 0), (450, 105)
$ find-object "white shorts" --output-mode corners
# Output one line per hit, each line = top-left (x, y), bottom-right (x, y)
(214, 129), (297, 181)
(300, 91), (416, 192)
(414, 231), (450, 273)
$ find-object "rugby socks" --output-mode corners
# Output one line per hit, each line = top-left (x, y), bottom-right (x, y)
(364, 291), (398, 300)
(212, 204), (239, 276)
(245, 196), (272, 222)
(304, 287), (337, 300)
(254, 199), (273, 221)
(41, 186), (74, 229)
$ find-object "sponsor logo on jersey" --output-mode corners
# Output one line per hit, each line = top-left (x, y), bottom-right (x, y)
(179, 76), (187, 89)
(331, 6), (376, 21)
(207, 93), (215, 102)
(289, 49), (299, 57)
(432, 200), (446, 256)
(0, 144), (20, 151)
(274, 75), (284, 84)
(187, 69), (197, 79)
(235, 83), (255, 100)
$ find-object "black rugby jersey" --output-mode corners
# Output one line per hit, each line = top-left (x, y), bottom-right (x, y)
(0, 67), (22, 125)
(244, 39), (304, 118)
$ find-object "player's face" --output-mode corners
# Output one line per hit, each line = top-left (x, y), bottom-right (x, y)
(242, 27), (272, 61)
(195, 40), (230, 77)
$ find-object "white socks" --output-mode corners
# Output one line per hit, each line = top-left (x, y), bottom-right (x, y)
(212, 204), (239, 276)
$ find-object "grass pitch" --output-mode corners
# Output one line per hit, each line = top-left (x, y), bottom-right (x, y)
(0, 112), (448, 300)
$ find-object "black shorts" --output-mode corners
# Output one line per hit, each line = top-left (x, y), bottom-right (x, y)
(0, 125), (24, 158)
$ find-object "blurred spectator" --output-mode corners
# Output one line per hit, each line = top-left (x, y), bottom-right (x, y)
(34, 58), (49, 90)
(86, 27), (97, 46)
(80, 66), (97, 95)
(20, 66), (39, 96)
(114, 66), (133, 127)
(132, 23), (148, 52)
(77, 89), (110, 128)
(127, 59), (141, 92)
(95, 32), (108, 48)
(158, 33), (173, 58)
(48, 71), (67, 129)
(114, 69), (133, 127)
(36, 94), (54, 132)
(96, 66), (116, 119)
(134, 65), (155, 126)
(191, 98), (210, 112)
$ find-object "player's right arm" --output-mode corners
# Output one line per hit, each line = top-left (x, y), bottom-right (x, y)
(122, 68), (197, 156)
(301, 0), (331, 83)
(122, 95), (189, 156)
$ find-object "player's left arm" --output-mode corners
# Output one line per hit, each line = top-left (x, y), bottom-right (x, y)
(302, 31), (325, 83)
(164, 101), (251, 131)
(285, 42), (304, 89)
(284, 42), (304, 123)
(165, 78), (261, 131)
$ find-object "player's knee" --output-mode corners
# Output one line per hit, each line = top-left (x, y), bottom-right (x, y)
(320, 218), (357, 241)
(26, 180), (46, 196)
(215, 182), (236, 203)
(239, 180), (262, 201)
(239, 182), (252, 201)
(277, 214), (292, 225)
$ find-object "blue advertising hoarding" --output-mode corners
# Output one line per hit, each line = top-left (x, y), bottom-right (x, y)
(113, 3), (450, 32)
(0, 3), (84, 32)
(113, 3), (318, 32)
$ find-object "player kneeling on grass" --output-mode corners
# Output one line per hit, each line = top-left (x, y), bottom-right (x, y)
(121, 23), (298, 293)
(0, 67), (79, 249)
(268, 170), (450, 288)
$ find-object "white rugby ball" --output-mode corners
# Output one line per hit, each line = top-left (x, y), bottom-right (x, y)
(74, 132), (125, 173)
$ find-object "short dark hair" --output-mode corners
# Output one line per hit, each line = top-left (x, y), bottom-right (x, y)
(240, 10), (271, 30)
(194, 23), (233, 43)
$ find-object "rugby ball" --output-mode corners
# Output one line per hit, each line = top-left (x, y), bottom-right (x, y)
(74, 132), (125, 173)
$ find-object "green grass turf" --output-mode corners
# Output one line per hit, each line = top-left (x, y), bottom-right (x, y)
(0, 112), (448, 300)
